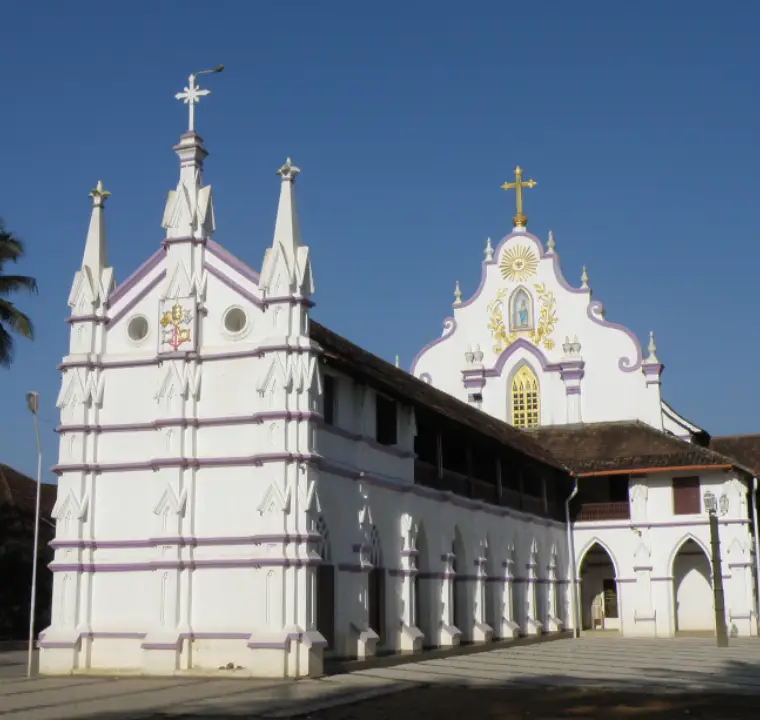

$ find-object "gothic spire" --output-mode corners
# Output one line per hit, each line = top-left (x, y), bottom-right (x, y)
(260, 157), (314, 297)
(82, 181), (110, 278)
(68, 180), (114, 311)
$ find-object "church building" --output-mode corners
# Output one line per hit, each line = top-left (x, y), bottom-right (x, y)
(39, 74), (760, 678)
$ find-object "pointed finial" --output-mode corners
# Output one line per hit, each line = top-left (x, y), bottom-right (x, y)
(646, 331), (659, 363)
(547, 230), (555, 253)
(453, 280), (462, 305)
(580, 265), (589, 289)
(88, 180), (111, 208)
(484, 237), (494, 262)
(277, 157), (301, 182)
(395, 354), (400, 368)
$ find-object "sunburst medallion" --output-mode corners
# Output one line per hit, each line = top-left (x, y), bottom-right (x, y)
(499, 245), (538, 282)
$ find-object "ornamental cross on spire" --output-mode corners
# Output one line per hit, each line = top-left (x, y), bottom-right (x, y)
(88, 180), (111, 208)
(277, 157), (300, 181)
(500, 165), (537, 229)
(174, 66), (224, 133)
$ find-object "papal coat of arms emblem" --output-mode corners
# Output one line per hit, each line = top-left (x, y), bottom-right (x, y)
(158, 297), (196, 353)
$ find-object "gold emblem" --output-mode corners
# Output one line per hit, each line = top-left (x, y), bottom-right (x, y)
(500, 245), (538, 282)
(487, 283), (557, 353)
(160, 301), (193, 351)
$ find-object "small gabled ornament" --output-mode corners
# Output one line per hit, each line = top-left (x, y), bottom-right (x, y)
(645, 331), (659, 363)
(547, 230), (555, 253)
(484, 237), (494, 262)
(453, 280), (462, 306)
(580, 265), (589, 290)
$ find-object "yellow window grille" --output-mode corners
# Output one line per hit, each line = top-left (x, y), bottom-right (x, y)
(511, 365), (540, 428)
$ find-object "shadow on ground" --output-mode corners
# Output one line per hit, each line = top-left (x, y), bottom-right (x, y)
(59, 653), (760, 720)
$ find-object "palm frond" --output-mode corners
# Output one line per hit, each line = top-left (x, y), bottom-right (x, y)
(0, 275), (37, 297)
(0, 300), (34, 340)
(0, 324), (14, 368)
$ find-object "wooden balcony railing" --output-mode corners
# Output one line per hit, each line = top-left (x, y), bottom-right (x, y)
(575, 501), (631, 522)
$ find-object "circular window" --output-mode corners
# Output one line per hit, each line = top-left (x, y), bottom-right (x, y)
(223, 307), (248, 334)
(127, 315), (149, 342)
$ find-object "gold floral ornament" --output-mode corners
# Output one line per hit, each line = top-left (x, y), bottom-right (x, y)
(487, 283), (557, 353)
(500, 245), (538, 282)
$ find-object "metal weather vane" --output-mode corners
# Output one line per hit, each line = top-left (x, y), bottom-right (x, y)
(175, 65), (224, 133)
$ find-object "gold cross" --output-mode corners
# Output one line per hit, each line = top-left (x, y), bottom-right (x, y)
(500, 166), (537, 228)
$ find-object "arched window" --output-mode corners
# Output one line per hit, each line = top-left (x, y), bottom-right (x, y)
(511, 365), (540, 428)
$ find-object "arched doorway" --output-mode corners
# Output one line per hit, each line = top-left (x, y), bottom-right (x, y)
(579, 542), (619, 631)
(452, 526), (469, 637)
(315, 517), (335, 650)
(367, 526), (385, 645)
(672, 538), (713, 632)
(414, 523), (433, 646)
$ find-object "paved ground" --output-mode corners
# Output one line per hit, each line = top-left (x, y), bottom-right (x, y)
(0, 636), (759, 719)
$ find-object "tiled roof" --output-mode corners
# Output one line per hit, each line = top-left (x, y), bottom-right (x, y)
(528, 421), (743, 475)
(0, 464), (56, 519)
(710, 435), (760, 477)
(309, 321), (567, 472)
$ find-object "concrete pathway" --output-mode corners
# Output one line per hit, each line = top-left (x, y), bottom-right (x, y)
(0, 637), (759, 719)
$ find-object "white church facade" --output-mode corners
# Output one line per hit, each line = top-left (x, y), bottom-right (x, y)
(40, 75), (760, 678)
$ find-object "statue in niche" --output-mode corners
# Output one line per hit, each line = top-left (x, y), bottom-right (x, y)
(510, 288), (532, 332)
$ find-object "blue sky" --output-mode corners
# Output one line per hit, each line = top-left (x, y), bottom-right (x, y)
(1, 1), (758, 481)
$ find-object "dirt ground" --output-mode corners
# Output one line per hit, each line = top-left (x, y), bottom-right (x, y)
(298, 685), (760, 719)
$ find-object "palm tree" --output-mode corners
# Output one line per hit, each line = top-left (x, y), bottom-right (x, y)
(0, 220), (37, 367)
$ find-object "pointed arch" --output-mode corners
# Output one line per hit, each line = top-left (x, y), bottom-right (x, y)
(668, 533), (712, 576)
(509, 361), (541, 429)
(671, 533), (713, 632)
(577, 537), (620, 579)
(508, 286), (534, 332)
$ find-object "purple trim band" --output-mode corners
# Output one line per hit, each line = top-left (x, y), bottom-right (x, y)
(206, 239), (261, 284)
(486, 339), (560, 376)
(161, 236), (207, 248)
(58, 409), (320, 434)
(52, 451), (314, 476)
(566, 386), (581, 396)
(560, 367), (585, 382)
(318, 458), (561, 527)
(38, 629), (324, 650)
(587, 300), (643, 372)
(66, 315), (107, 325)
(51, 532), (319, 551)
(108, 250), (164, 307)
(409, 318), (457, 375)
(56, 411), (415, 461)
(58, 340), (321, 371)
(49, 557), (322, 573)
(460, 232), (588, 312)
(107, 270), (167, 330)
(205, 263), (264, 308)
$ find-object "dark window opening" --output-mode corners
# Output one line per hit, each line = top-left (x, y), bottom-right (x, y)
(375, 394), (398, 446)
(323, 374), (336, 426)
(414, 414), (438, 465)
(522, 467), (543, 497)
(608, 475), (629, 502)
(470, 440), (498, 484)
(441, 428), (468, 475)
